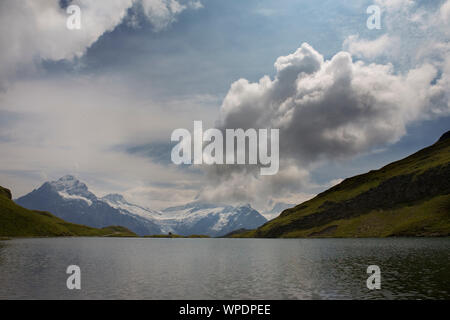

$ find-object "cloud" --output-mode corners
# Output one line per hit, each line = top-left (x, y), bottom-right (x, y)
(343, 34), (395, 60)
(199, 162), (315, 211)
(375, 0), (414, 11)
(123, 181), (200, 210)
(0, 75), (217, 207)
(203, 38), (449, 206)
(220, 43), (446, 164)
(344, 0), (450, 66)
(0, 0), (202, 88)
(138, 0), (203, 31)
(441, 0), (450, 22)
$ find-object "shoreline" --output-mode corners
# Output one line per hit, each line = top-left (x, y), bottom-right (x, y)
(1, 235), (449, 240)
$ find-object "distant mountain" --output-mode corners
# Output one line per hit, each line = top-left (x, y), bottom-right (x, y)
(101, 193), (163, 220)
(101, 194), (267, 236)
(232, 131), (450, 238)
(0, 185), (136, 237)
(157, 202), (267, 237)
(15, 175), (162, 236)
(15, 176), (267, 237)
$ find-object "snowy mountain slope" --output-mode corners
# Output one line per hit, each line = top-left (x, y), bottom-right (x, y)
(157, 202), (267, 237)
(101, 193), (163, 219)
(15, 176), (162, 236)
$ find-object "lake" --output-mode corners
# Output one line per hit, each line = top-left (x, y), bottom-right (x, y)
(0, 237), (448, 299)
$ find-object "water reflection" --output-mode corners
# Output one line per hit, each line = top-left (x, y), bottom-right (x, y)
(0, 238), (448, 299)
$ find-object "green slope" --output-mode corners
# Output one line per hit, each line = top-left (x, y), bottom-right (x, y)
(0, 186), (137, 238)
(235, 131), (450, 238)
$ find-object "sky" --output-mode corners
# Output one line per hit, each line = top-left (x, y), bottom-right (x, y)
(0, 0), (449, 212)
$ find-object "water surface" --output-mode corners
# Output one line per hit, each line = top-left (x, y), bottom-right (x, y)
(0, 238), (448, 299)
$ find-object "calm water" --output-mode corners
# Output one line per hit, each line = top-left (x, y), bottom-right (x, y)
(0, 238), (448, 299)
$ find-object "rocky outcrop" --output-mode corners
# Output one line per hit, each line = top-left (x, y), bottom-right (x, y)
(0, 187), (12, 200)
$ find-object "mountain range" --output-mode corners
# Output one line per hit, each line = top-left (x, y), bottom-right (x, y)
(15, 176), (267, 237)
(5, 131), (450, 238)
(0, 185), (136, 238)
(231, 131), (450, 238)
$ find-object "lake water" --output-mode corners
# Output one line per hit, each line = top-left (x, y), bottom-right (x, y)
(0, 237), (448, 299)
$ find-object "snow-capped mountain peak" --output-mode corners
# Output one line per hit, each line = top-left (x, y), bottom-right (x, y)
(16, 176), (163, 236)
(47, 175), (96, 205)
(49, 175), (91, 196)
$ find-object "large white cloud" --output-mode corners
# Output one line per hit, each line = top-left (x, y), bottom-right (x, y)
(220, 43), (447, 164)
(205, 36), (449, 207)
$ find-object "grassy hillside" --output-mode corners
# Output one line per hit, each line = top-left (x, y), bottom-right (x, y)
(0, 186), (136, 238)
(233, 131), (450, 238)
